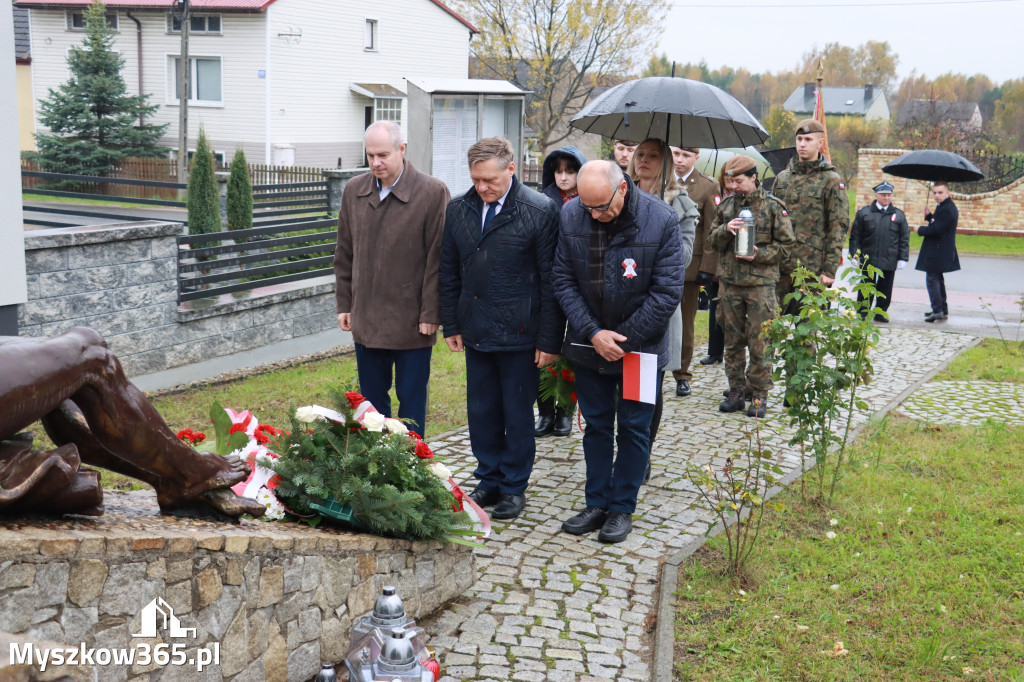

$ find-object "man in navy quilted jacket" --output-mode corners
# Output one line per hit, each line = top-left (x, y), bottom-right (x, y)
(439, 137), (565, 521)
(551, 160), (686, 543)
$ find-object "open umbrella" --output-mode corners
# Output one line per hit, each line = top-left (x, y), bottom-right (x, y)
(570, 77), (768, 149)
(883, 149), (984, 217)
(882, 149), (984, 183)
(695, 147), (775, 181)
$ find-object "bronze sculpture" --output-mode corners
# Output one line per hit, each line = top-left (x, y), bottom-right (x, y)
(0, 327), (265, 520)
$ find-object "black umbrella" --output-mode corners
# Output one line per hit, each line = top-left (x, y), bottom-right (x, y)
(569, 77), (769, 149)
(882, 149), (984, 183)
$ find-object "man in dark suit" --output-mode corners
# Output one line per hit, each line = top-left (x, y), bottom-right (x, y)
(912, 182), (960, 322)
(439, 137), (564, 520)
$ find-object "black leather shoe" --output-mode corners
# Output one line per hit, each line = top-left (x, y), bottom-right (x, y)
(468, 488), (502, 507)
(925, 312), (947, 322)
(874, 314), (888, 323)
(491, 493), (527, 520)
(722, 386), (753, 399)
(552, 409), (572, 437)
(675, 380), (691, 397)
(597, 511), (633, 543)
(561, 506), (608, 535)
(699, 355), (722, 365)
(534, 414), (555, 437)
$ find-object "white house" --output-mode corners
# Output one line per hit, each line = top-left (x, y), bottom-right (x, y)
(17, 0), (477, 168)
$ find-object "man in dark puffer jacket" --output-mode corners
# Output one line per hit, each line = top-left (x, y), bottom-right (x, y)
(439, 137), (565, 521)
(551, 160), (685, 543)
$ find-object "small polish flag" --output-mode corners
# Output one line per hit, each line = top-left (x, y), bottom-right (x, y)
(622, 352), (658, 404)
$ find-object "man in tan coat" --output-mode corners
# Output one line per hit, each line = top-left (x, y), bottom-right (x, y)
(334, 121), (450, 436)
(671, 146), (721, 396)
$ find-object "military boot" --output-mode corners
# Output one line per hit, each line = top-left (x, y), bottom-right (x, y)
(719, 386), (747, 413)
(747, 396), (767, 418)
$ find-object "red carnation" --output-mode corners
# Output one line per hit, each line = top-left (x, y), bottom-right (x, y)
(255, 424), (282, 437)
(561, 369), (574, 381)
(254, 431), (270, 445)
(414, 439), (434, 459)
(345, 392), (365, 409)
(547, 366), (558, 376)
(192, 431), (206, 443)
(176, 428), (192, 441)
(409, 431), (423, 441)
(228, 423), (247, 435)
(569, 392), (577, 403)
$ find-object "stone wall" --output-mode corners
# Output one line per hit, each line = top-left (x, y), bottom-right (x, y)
(856, 149), (1024, 235)
(0, 506), (475, 682)
(17, 222), (339, 377)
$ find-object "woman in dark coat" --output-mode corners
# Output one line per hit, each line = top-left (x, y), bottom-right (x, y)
(535, 146), (586, 437)
(848, 181), (910, 322)
(913, 182), (960, 322)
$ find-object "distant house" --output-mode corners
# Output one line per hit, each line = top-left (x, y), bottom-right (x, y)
(13, 5), (34, 151)
(16, 0), (478, 167)
(897, 100), (983, 135)
(784, 83), (890, 122)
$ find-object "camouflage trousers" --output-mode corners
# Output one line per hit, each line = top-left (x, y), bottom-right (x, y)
(716, 282), (777, 396)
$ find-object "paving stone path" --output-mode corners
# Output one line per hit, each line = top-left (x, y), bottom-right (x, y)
(899, 380), (1024, 426)
(422, 328), (976, 682)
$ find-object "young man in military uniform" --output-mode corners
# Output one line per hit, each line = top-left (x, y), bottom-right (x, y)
(671, 146), (722, 397)
(772, 119), (849, 314)
(709, 156), (795, 418)
(848, 181), (910, 322)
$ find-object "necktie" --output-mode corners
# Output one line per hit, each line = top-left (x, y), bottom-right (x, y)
(483, 202), (497, 231)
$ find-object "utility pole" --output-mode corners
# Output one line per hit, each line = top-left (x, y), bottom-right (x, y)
(173, 0), (190, 185)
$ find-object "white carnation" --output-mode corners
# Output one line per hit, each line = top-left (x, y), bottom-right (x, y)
(384, 418), (408, 435)
(428, 462), (451, 479)
(362, 412), (386, 432)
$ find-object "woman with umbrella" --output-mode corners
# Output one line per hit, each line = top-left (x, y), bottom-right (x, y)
(625, 138), (697, 472)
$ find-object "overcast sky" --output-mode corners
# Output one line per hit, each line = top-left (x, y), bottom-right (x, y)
(657, 0), (1024, 86)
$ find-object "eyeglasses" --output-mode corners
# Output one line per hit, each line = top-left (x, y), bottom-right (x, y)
(580, 188), (618, 213)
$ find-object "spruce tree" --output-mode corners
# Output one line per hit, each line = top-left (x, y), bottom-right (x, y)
(187, 129), (221, 235)
(226, 148), (253, 232)
(33, 1), (167, 175)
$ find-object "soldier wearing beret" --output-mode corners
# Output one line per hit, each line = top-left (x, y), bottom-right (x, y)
(708, 155), (795, 417)
(772, 119), (849, 313)
(849, 181), (910, 322)
(671, 146), (723, 397)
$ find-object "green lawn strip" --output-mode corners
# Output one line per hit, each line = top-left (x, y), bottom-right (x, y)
(674, 416), (1024, 681)
(936, 337), (1024, 383)
(23, 192), (181, 210)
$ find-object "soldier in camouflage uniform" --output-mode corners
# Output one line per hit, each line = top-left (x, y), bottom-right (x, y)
(772, 119), (849, 313)
(709, 156), (795, 418)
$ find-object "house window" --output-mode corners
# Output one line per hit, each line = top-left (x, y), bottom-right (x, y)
(170, 56), (223, 104)
(374, 98), (402, 124)
(169, 14), (222, 34)
(171, 148), (227, 167)
(67, 11), (118, 31)
(364, 19), (377, 51)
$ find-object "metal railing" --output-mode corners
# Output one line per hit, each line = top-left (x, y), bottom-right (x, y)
(21, 171), (187, 227)
(253, 180), (330, 223)
(176, 218), (337, 302)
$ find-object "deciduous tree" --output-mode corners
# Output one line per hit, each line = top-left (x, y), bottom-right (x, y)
(456, 0), (670, 153)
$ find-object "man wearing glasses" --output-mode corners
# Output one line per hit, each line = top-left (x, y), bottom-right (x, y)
(551, 160), (686, 543)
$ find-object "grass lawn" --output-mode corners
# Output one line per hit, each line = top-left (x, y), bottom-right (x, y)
(937, 337), (1024, 383)
(674, 416), (1024, 681)
(22, 192), (180, 210)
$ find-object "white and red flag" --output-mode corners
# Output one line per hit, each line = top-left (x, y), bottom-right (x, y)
(622, 352), (658, 404)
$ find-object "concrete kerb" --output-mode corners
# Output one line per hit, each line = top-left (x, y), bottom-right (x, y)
(650, 329), (981, 682)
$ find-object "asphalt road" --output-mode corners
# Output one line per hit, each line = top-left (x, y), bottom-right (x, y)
(840, 250), (1023, 339)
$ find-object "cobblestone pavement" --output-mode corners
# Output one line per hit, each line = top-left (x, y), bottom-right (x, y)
(899, 380), (1024, 426)
(421, 328), (976, 682)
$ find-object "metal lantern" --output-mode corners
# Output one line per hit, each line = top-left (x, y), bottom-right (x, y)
(345, 587), (431, 680)
(351, 627), (435, 682)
